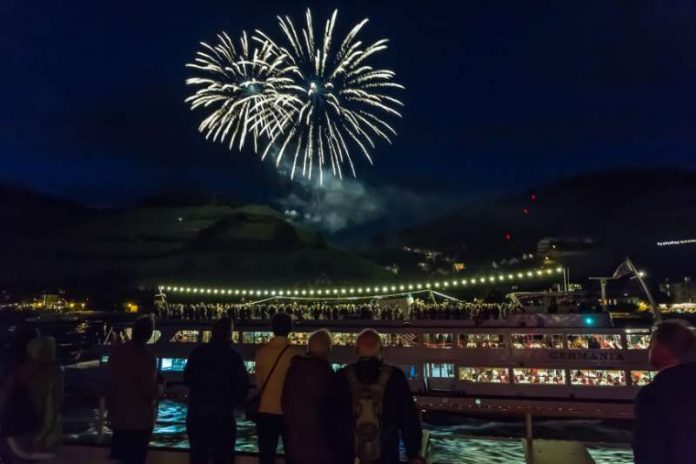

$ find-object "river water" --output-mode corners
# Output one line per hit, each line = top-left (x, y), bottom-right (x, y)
(62, 399), (634, 464)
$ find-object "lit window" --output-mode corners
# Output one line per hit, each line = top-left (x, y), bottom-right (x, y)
(170, 330), (199, 343)
(244, 361), (256, 374)
(458, 367), (509, 383)
(570, 369), (626, 386)
(627, 332), (651, 350)
(458, 334), (506, 349)
(288, 332), (311, 346)
(513, 368), (566, 385)
(201, 330), (240, 344)
(425, 363), (455, 378)
(242, 331), (273, 344)
(631, 370), (657, 386)
(567, 334), (622, 350)
(422, 333), (455, 349)
(160, 358), (187, 372)
(511, 334), (563, 349)
(331, 333), (358, 347)
(331, 363), (346, 372)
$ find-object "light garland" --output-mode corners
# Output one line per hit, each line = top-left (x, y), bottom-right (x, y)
(656, 239), (696, 247)
(159, 267), (564, 298)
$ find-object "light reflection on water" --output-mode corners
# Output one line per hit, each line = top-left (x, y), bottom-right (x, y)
(67, 400), (633, 464)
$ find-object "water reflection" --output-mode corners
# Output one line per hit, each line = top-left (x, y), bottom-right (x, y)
(65, 400), (633, 464)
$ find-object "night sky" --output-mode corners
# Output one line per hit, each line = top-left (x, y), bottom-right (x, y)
(3, 1), (696, 219)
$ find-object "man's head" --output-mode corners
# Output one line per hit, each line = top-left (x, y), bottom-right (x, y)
(211, 317), (233, 343)
(649, 319), (696, 370)
(356, 329), (382, 359)
(132, 315), (155, 345)
(271, 312), (293, 337)
(307, 330), (332, 358)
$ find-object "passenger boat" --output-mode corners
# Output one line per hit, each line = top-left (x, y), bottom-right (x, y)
(98, 311), (652, 420)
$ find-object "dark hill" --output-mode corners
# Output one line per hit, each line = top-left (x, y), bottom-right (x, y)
(0, 191), (389, 296)
(385, 168), (696, 278)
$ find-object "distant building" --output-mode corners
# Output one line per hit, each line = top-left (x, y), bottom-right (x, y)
(661, 278), (696, 303)
(537, 236), (597, 255)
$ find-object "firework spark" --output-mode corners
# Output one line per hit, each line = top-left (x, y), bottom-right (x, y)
(185, 31), (295, 153)
(256, 9), (404, 182)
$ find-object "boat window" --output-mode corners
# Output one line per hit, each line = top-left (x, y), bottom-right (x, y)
(567, 334), (622, 350)
(425, 363), (455, 378)
(513, 368), (566, 385)
(626, 332), (651, 350)
(631, 370), (657, 386)
(244, 361), (255, 374)
(570, 369), (626, 386)
(458, 367), (509, 383)
(332, 333), (358, 346)
(511, 334), (563, 349)
(201, 330), (239, 344)
(242, 331), (273, 344)
(422, 333), (455, 349)
(160, 357), (187, 372)
(387, 333), (418, 347)
(288, 332), (311, 346)
(458, 334), (506, 348)
(170, 330), (199, 343)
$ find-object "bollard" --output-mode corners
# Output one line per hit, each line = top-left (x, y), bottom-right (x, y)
(525, 412), (534, 464)
(96, 396), (107, 443)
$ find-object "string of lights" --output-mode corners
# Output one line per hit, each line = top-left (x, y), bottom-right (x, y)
(159, 267), (564, 298)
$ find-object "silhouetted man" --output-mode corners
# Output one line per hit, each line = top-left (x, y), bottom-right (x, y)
(335, 329), (425, 464)
(282, 330), (339, 464)
(107, 316), (163, 464)
(634, 319), (696, 464)
(184, 317), (249, 464)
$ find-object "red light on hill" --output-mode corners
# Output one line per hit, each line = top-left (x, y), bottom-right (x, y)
(530, 193), (537, 201)
(523, 208), (529, 215)
(504, 233), (512, 241)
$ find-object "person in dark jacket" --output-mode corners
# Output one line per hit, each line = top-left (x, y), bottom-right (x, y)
(281, 329), (339, 464)
(335, 329), (425, 464)
(108, 316), (164, 464)
(633, 319), (696, 464)
(184, 317), (249, 464)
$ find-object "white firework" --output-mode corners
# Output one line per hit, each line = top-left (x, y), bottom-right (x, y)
(185, 31), (295, 153)
(255, 9), (405, 182)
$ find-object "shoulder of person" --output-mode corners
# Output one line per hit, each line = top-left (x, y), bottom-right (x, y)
(635, 381), (659, 405)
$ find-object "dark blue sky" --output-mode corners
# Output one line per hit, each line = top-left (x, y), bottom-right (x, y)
(2, 0), (696, 210)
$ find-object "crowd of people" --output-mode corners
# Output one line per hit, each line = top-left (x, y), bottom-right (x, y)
(104, 314), (425, 464)
(156, 298), (520, 323)
(4, 313), (696, 463)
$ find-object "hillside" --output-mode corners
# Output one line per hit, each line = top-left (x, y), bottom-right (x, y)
(383, 168), (696, 278)
(0, 189), (390, 295)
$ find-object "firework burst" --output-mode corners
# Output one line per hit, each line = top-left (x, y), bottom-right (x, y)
(185, 9), (404, 182)
(256, 9), (404, 182)
(185, 31), (295, 153)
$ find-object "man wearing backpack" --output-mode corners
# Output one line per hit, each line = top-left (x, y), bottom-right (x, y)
(335, 329), (425, 464)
